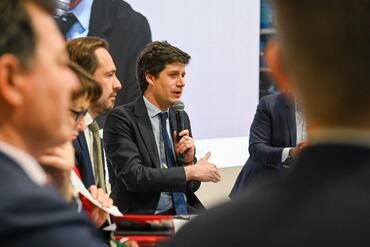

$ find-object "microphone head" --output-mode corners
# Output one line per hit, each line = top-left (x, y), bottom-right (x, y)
(172, 100), (185, 112)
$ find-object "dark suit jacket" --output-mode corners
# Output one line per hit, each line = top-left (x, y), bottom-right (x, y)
(0, 151), (105, 246)
(88, 0), (151, 107)
(73, 132), (95, 188)
(73, 131), (108, 189)
(230, 93), (296, 198)
(103, 97), (203, 214)
(167, 144), (370, 247)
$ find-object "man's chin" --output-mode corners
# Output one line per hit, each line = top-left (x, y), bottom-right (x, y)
(170, 97), (181, 105)
(105, 99), (115, 109)
(106, 102), (115, 111)
(91, 101), (115, 115)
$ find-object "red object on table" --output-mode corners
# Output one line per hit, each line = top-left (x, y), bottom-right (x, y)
(115, 214), (173, 221)
(73, 166), (95, 219)
(114, 235), (169, 247)
(113, 215), (174, 246)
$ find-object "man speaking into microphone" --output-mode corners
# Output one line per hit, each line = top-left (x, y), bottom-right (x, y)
(103, 41), (221, 215)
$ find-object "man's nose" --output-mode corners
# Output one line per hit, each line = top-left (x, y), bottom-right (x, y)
(76, 118), (85, 131)
(177, 76), (185, 87)
(113, 75), (122, 91)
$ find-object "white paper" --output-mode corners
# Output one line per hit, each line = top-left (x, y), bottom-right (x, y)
(173, 219), (189, 232)
(70, 171), (123, 217)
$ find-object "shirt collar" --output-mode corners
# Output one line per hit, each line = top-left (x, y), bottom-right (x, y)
(70, 0), (93, 31)
(143, 96), (169, 118)
(84, 112), (94, 128)
(310, 128), (370, 149)
(0, 141), (47, 186)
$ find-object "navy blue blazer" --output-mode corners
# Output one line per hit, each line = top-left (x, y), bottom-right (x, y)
(73, 131), (108, 189)
(0, 151), (105, 246)
(230, 93), (296, 198)
(73, 132), (95, 188)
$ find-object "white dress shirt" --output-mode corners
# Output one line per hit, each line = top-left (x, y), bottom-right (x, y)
(83, 113), (97, 180)
(281, 105), (307, 163)
(143, 96), (174, 213)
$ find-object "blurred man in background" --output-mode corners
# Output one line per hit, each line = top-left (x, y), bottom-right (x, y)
(167, 0), (370, 246)
(55, 0), (152, 124)
(230, 40), (307, 198)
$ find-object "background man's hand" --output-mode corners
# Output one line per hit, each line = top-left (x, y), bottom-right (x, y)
(291, 140), (308, 159)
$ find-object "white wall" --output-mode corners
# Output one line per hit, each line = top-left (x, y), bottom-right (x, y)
(195, 166), (243, 208)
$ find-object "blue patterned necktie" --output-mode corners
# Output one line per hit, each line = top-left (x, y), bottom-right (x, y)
(159, 112), (188, 215)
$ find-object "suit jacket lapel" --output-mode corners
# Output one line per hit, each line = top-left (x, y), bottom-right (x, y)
(77, 132), (92, 165)
(88, 0), (112, 39)
(134, 97), (161, 168)
(283, 94), (297, 146)
(76, 132), (95, 185)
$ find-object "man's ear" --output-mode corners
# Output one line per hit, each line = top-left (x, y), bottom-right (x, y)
(0, 54), (25, 106)
(144, 73), (156, 87)
(264, 39), (292, 93)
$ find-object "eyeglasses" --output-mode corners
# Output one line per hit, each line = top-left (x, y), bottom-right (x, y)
(69, 109), (88, 122)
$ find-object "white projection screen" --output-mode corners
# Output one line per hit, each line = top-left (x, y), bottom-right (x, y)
(126, 0), (261, 168)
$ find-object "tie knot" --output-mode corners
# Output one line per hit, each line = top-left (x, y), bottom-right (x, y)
(88, 121), (100, 132)
(55, 12), (77, 36)
(159, 112), (169, 122)
(61, 12), (76, 22)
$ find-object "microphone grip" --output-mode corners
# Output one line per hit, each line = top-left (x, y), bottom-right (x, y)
(175, 111), (186, 142)
(175, 110), (186, 160)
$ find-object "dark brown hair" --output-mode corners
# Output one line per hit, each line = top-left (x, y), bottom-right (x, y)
(69, 62), (102, 102)
(136, 41), (191, 93)
(66, 37), (108, 75)
(0, 0), (55, 68)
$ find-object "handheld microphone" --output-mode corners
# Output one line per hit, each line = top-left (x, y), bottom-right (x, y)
(172, 101), (186, 160)
(172, 101), (186, 141)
